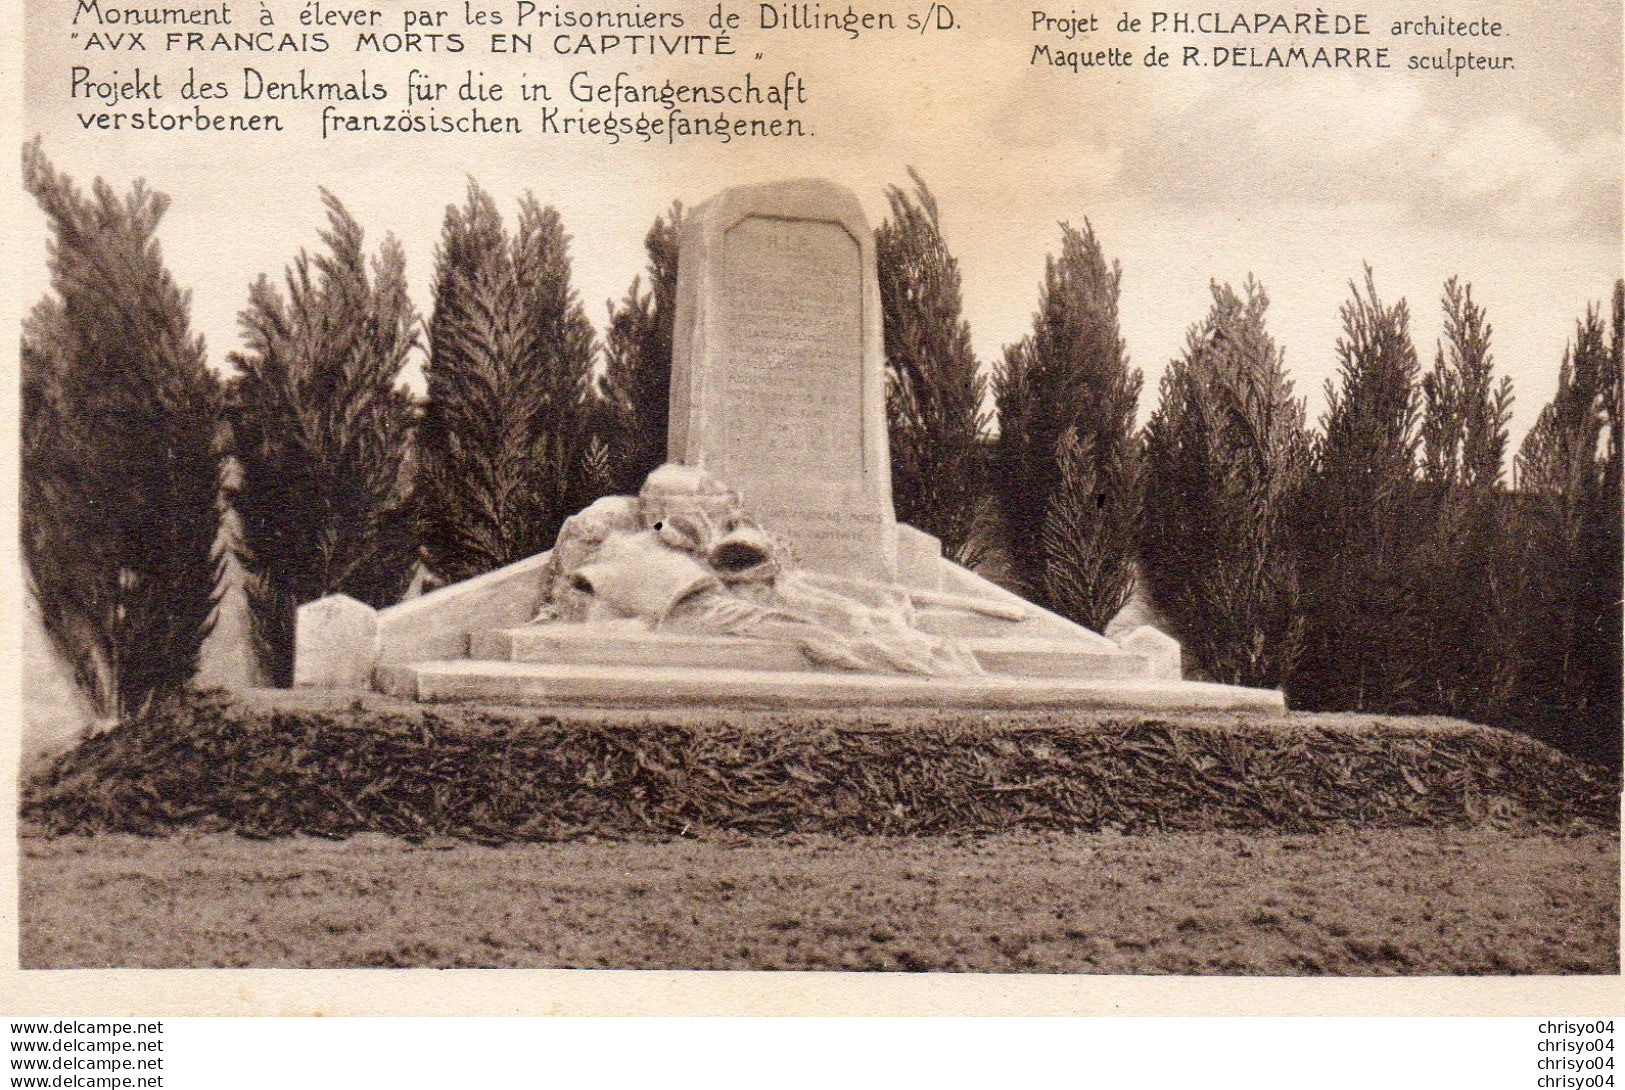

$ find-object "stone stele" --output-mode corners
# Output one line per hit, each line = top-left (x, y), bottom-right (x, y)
(668, 178), (898, 583)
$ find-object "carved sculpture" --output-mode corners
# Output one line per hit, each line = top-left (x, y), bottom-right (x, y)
(532, 464), (1023, 676)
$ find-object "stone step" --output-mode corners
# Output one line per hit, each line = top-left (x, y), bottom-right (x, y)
(965, 637), (1148, 680)
(914, 606), (1123, 648)
(472, 624), (811, 672)
(471, 623), (1148, 680)
(374, 660), (1286, 714)
(913, 608), (1032, 638)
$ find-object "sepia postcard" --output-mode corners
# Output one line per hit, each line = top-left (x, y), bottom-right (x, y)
(2, 0), (1621, 1017)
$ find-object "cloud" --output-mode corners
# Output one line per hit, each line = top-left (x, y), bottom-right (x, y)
(1109, 71), (1619, 240)
(1424, 116), (1621, 234)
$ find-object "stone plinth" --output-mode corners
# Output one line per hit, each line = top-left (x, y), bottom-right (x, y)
(469, 616), (1152, 680)
(1115, 625), (1183, 682)
(376, 659), (1285, 714)
(669, 179), (898, 582)
(292, 594), (378, 689)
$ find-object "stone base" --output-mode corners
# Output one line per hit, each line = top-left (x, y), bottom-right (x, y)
(374, 659), (1285, 713)
(469, 620), (1152, 680)
(292, 522), (1286, 713)
(471, 621), (811, 673)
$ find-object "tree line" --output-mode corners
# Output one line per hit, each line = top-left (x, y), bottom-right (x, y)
(21, 143), (1622, 767)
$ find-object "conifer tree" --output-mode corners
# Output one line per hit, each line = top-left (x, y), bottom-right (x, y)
(1602, 281), (1624, 765)
(994, 221), (1141, 613)
(1041, 428), (1140, 630)
(513, 194), (599, 523)
(416, 183), (597, 584)
(1294, 267), (1423, 712)
(601, 202), (683, 492)
(1511, 281), (1623, 765)
(1415, 278), (1516, 720)
(1421, 280), (1513, 495)
(227, 191), (418, 685)
(875, 170), (989, 566)
(22, 143), (224, 718)
(1139, 277), (1309, 687)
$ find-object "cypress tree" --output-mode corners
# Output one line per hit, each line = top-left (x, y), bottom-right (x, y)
(1139, 277), (1309, 687)
(601, 202), (683, 492)
(512, 194), (599, 525)
(875, 170), (990, 566)
(1602, 282), (1624, 766)
(416, 185), (600, 584)
(417, 182), (537, 582)
(1421, 279), (1513, 495)
(21, 143), (224, 718)
(1415, 278), (1516, 720)
(993, 221), (1141, 611)
(1040, 428), (1140, 630)
(1294, 267), (1423, 712)
(1511, 281), (1623, 766)
(227, 191), (419, 685)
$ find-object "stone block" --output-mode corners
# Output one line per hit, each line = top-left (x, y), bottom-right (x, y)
(373, 549), (553, 664)
(896, 523), (944, 590)
(293, 594), (379, 688)
(937, 561), (1121, 647)
(1114, 625), (1183, 682)
(292, 547), (555, 686)
(372, 662), (419, 701)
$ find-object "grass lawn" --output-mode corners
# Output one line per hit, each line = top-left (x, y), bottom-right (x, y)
(20, 826), (1618, 973)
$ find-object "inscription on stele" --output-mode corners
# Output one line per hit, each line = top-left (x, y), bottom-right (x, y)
(712, 214), (886, 572)
(717, 216), (863, 477)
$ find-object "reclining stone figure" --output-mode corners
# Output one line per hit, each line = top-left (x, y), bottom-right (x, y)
(531, 463), (1024, 677)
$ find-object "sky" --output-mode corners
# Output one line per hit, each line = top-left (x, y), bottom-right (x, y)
(20, 0), (1624, 454)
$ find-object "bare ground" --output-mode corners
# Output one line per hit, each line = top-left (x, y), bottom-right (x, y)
(19, 827), (1618, 973)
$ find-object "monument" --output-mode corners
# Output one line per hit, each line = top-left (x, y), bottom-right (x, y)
(293, 179), (1284, 714)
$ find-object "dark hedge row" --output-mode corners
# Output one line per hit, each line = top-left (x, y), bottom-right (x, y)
(22, 694), (1618, 844)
